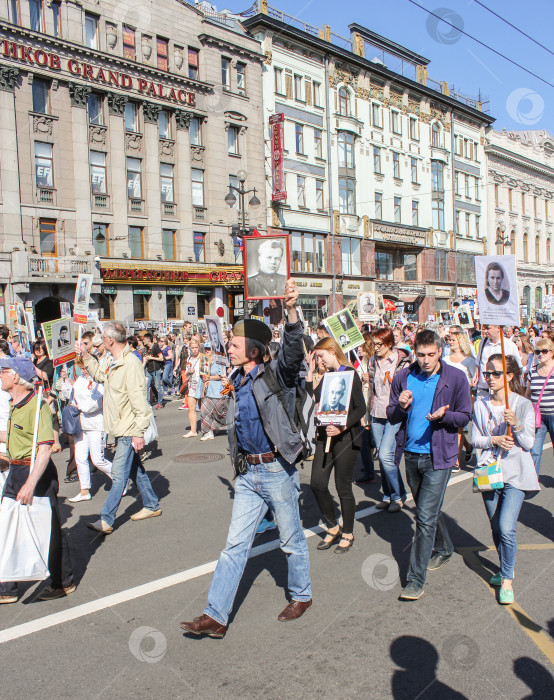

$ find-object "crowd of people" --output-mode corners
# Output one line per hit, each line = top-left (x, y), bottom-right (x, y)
(0, 300), (552, 635)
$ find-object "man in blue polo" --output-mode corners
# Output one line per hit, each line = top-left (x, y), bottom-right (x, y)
(387, 329), (471, 600)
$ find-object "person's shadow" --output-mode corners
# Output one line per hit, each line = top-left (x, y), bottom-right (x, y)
(390, 636), (468, 699)
(513, 657), (554, 698)
(517, 500), (554, 542)
(362, 502), (414, 581)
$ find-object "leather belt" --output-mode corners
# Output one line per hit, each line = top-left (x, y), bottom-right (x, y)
(246, 451), (275, 465)
(0, 457), (32, 467)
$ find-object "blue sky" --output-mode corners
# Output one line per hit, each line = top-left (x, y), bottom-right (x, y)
(230, 0), (554, 133)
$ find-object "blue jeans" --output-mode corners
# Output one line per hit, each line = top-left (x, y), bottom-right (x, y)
(404, 452), (453, 587)
(482, 484), (525, 580)
(204, 459), (311, 626)
(162, 362), (174, 392)
(530, 413), (554, 475)
(372, 418), (406, 503)
(146, 369), (163, 405)
(100, 437), (160, 527)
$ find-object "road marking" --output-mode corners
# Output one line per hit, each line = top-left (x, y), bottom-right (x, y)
(0, 446), (551, 646)
(458, 544), (554, 666)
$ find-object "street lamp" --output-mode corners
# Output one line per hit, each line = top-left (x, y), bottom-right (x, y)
(224, 169), (260, 235)
(495, 223), (512, 254)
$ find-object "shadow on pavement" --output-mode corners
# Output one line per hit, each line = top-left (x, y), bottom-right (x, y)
(362, 505), (414, 582)
(513, 656), (554, 698)
(517, 500), (554, 542)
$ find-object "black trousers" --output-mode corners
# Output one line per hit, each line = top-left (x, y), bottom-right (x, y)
(310, 431), (359, 533)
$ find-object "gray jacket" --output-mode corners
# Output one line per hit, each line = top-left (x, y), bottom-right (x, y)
(227, 319), (305, 467)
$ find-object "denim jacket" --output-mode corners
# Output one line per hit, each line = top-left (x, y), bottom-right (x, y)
(227, 319), (306, 467)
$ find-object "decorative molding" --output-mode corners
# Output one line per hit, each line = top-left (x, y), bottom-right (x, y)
(264, 50), (272, 65)
(224, 110), (247, 121)
(159, 138), (175, 157)
(143, 101), (162, 124)
(198, 33), (265, 63)
(68, 82), (91, 108)
(191, 145), (205, 163)
(125, 132), (143, 151)
(0, 66), (19, 92)
(33, 115), (53, 135)
(175, 109), (192, 130)
(107, 92), (128, 116)
(89, 124), (107, 146)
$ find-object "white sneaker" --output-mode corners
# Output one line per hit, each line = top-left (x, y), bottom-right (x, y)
(182, 431), (198, 438)
(200, 431), (214, 441)
(68, 492), (91, 503)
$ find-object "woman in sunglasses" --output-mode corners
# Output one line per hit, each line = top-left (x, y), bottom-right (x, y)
(527, 338), (554, 474)
(471, 354), (539, 605)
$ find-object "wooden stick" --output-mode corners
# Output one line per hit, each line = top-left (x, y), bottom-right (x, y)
(325, 436), (332, 453)
(499, 328), (512, 438)
(29, 386), (43, 475)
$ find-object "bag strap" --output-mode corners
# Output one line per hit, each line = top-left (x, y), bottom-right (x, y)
(536, 365), (554, 410)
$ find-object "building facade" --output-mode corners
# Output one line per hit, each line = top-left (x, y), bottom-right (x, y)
(485, 129), (554, 323)
(0, 0), (266, 328)
(244, 4), (493, 326)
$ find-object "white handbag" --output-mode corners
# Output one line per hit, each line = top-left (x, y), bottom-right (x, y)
(143, 414), (159, 446)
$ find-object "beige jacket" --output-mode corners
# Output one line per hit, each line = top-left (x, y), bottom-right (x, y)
(84, 345), (152, 438)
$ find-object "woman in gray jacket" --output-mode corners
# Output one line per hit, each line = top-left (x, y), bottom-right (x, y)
(471, 354), (539, 606)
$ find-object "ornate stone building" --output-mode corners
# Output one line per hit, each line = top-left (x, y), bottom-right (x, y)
(0, 0), (265, 327)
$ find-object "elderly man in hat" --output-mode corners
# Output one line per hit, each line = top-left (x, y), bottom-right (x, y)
(180, 279), (312, 638)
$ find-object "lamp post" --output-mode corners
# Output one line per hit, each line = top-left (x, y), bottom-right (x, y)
(495, 223), (512, 254)
(224, 169), (261, 235)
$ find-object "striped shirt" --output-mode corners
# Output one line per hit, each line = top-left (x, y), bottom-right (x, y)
(529, 365), (554, 415)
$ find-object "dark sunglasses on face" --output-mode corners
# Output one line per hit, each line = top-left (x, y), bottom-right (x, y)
(483, 370), (503, 379)
(536, 349), (551, 356)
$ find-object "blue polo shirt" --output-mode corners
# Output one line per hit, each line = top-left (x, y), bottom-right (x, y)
(234, 364), (273, 455)
(405, 369), (440, 454)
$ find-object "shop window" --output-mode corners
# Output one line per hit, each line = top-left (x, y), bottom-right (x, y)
(93, 223), (109, 256)
(90, 151), (107, 194)
(35, 142), (53, 187)
(98, 293), (114, 320)
(404, 253), (417, 281)
(166, 294), (180, 319)
(236, 62), (246, 94)
(193, 231), (205, 262)
(124, 102), (138, 132)
(197, 289), (212, 318)
(32, 78), (49, 114)
(162, 229), (176, 260)
(188, 48), (199, 79)
(342, 237), (360, 275)
(158, 110), (170, 139)
(191, 169), (204, 207)
(87, 93), (103, 125)
(435, 250), (447, 281)
(221, 57), (231, 88)
(375, 251), (393, 280)
(39, 218), (56, 256)
(157, 37), (168, 71)
(133, 293), (149, 320)
(190, 117), (202, 145)
(126, 157), (141, 199)
(160, 163), (174, 202)
(84, 13), (98, 49)
(339, 178), (355, 215)
(129, 226), (144, 259)
(30, 0), (44, 32)
(123, 26), (136, 60)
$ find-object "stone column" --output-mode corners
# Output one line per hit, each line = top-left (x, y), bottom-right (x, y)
(0, 67), (23, 252)
(143, 101), (163, 258)
(68, 83), (92, 255)
(107, 92), (129, 257)
(175, 109), (193, 260)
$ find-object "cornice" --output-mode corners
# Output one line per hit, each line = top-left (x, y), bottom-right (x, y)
(198, 33), (264, 63)
(486, 144), (554, 181)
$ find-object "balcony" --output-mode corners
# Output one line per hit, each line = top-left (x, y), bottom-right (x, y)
(194, 206), (206, 220)
(128, 198), (144, 214)
(162, 202), (176, 217)
(27, 256), (92, 277)
(37, 187), (56, 205)
(92, 193), (110, 210)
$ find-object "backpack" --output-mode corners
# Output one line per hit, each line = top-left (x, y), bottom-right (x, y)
(260, 364), (316, 462)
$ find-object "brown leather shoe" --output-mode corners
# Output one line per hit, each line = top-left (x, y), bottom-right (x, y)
(180, 614), (226, 638)
(278, 599), (312, 622)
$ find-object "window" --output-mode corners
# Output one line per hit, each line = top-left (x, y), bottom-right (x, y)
(431, 122), (441, 147)
(39, 218), (56, 256)
(338, 88), (351, 116)
(291, 233), (326, 273)
(373, 147), (382, 174)
(157, 37), (168, 71)
(32, 78), (49, 114)
(394, 196), (401, 223)
(188, 48), (199, 80)
(133, 293), (148, 320)
(98, 294), (114, 320)
(535, 235), (540, 261)
(475, 177), (480, 201)
(392, 152), (400, 179)
(510, 230), (516, 252)
(432, 199), (444, 231)
(475, 215), (480, 237)
(126, 157), (141, 199)
(455, 210), (460, 235)
(375, 252), (393, 280)
(523, 233), (528, 261)
(372, 103), (382, 128)
(93, 223), (108, 256)
(190, 117), (201, 145)
(338, 132), (354, 169)
(236, 63), (246, 94)
(160, 163), (174, 202)
(339, 178), (355, 214)
(409, 117), (419, 140)
(435, 250), (447, 280)
(294, 74), (302, 101)
(411, 157), (418, 184)
(129, 226), (143, 258)
(35, 142), (53, 187)
(85, 13), (98, 49)
(314, 129), (323, 158)
(193, 232), (205, 262)
(547, 237), (551, 262)
(404, 253), (417, 281)
(158, 110), (170, 139)
(191, 169), (204, 207)
(52, 1), (61, 37)
(162, 229), (176, 260)
(431, 161), (444, 192)
(124, 102), (138, 132)
(291, 232), (302, 272)
(465, 174), (471, 199)
(166, 294), (180, 319)
(412, 200), (419, 226)
(90, 151), (106, 194)
(9, 0), (20, 25)
(465, 213), (471, 237)
(295, 123), (304, 154)
(123, 26), (136, 60)
(30, 0), (43, 32)
(375, 192), (383, 219)
(274, 67), (283, 94)
(313, 81), (321, 107)
(342, 237), (361, 275)
(316, 180), (324, 210)
(297, 175), (306, 208)
(227, 126), (240, 155)
(87, 93), (103, 125)
(391, 110), (401, 134)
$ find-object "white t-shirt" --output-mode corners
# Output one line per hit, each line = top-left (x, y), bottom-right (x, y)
(444, 355), (477, 382)
(477, 336), (522, 390)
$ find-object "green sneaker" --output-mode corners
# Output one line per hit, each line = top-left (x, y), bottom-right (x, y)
(489, 573), (502, 586)
(498, 587), (514, 605)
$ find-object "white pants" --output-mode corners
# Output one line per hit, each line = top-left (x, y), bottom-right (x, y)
(74, 430), (112, 490)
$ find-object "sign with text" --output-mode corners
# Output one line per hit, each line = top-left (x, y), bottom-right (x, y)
(270, 113), (287, 202)
(325, 309), (364, 353)
(48, 318), (76, 366)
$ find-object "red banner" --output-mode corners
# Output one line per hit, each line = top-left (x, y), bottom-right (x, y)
(270, 113), (286, 202)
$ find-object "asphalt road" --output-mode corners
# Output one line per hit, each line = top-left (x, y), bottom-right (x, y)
(1, 396), (553, 699)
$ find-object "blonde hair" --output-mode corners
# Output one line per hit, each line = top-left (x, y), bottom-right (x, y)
(535, 337), (554, 353)
(451, 330), (472, 358)
(314, 337), (352, 368)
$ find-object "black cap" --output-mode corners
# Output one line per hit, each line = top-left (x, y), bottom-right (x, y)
(233, 319), (272, 346)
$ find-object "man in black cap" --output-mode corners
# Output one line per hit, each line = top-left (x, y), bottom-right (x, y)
(180, 279), (312, 638)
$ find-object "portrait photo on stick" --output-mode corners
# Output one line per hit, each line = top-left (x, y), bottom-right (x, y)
(244, 234), (290, 300)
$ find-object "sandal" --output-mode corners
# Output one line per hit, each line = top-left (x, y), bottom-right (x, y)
(317, 528), (342, 550)
(335, 534), (355, 553)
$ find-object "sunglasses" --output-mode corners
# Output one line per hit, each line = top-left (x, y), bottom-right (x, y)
(536, 349), (551, 356)
(482, 370), (503, 380)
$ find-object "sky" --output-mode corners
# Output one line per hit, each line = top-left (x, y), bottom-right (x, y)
(228, 0), (554, 134)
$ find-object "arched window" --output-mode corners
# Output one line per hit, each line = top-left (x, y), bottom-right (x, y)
(338, 87), (351, 116)
(535, 235), (541, 262)
(523, 285), (531, 308)
(547, 237), (552, 263)
(523, 232), (528, 261)
(431, 122), (441, 148)
(510, 229), (516, 253)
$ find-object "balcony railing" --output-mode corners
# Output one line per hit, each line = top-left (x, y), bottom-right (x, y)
(93, 193), (110, 210)
(194, 206), (206, 220)
(163, 202), (176, 217)
(129, 198), (144, 214)
(37, 188), (55, 204)
(28, 256), (91, 277)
